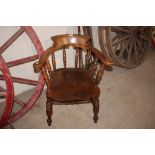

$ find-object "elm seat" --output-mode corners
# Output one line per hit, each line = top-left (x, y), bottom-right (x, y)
(47, 68), (100, 102)
(33, 34), (113, 126)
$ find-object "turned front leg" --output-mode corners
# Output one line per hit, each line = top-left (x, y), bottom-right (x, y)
(46, 98), (53, 126)
(92, 97), (99, 123)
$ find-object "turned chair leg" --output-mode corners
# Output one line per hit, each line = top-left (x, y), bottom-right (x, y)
(92, 97), (99, 123)
(46, 98), (53, 126)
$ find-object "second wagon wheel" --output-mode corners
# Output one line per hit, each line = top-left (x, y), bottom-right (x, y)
(98, 26), (110, 58)
(99, 26), (151, 68)
(0, 26), (45, 127)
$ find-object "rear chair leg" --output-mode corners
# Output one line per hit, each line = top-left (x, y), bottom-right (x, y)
(46, 98), (53, 126)
(92, 97), (99, 123)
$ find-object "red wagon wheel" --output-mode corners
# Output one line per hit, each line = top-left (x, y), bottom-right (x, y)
(0, 55), (14, 128)
(0, 26), (45, 127)
(99, 26), (151, 68)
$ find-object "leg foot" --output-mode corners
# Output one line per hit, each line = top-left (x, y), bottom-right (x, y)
(92, 97), (99, 123)
(46, 99), (53, 126)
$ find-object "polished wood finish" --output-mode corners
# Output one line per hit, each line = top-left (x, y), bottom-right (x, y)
(33, 34), (113, 126)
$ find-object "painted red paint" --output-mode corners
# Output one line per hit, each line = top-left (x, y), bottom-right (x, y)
(0, 26), (45, 127)
(0, 75), (38, 86)
(7, 55), (39, 68)
(0, 55), (14, 128)
(0, 28), (24, 55)
(7, 26), (45, 125)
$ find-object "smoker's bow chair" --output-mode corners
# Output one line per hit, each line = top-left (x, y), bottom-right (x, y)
(33, 34), (113, 126)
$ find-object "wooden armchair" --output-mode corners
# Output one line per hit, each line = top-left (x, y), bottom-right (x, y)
(33, 34), (113, 126)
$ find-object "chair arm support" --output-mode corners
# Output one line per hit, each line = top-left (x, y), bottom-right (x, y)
(89, 46), (113, 67)
(33, 46), (55, 73)
(75, 44), (113, 67)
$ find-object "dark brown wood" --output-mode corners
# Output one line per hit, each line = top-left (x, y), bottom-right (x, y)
(33, 34), (113, 126)
(92, 58), (98, 75)
(92, 97), (99, 123)
(96, 64), (104, 84)
(46, 98), (53, 126)
(85, 50), (91, 68)
(77, 25), (83, 68)
(46, 68), (100, 102)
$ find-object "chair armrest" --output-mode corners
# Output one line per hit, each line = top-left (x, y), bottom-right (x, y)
(89, 46), (114, 67)
(33, 46), (54, 73)
(82, 46), (113, 84)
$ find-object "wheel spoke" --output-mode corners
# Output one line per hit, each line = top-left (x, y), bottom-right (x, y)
(7, 55), (39, 68)
(14, 97), (26, 107)
(136, 39), (145, 53)
(126, 41), (133, 65)
(112, 35), (129, 45)
(0, 75), (38, 86)
(0, 85), (5, 91)
(134, 42), (139, 64)
(139, 35), (149, 42)
(0, 91), (7, 97)
(0, 26), (45, 127)
(111, 26), (130, 33)
(0, 28), (24, 55)
(111, 34), (120, 42)
(114, 41), (120, 53)
(0, 84), (26, 107)
(118, 39), (131, 58)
